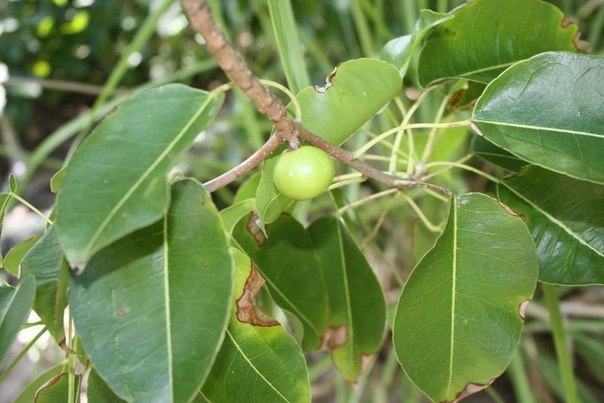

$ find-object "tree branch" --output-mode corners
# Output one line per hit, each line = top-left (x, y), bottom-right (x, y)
(181, 0), (298, 148)
(182, 0), (451, 197)
(203, 135), (282, 192)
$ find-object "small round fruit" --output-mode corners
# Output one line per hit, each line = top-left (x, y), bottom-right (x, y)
(273, 146), (335, 200)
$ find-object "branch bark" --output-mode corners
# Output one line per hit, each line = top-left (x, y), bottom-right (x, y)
(181, 0), (298, 147)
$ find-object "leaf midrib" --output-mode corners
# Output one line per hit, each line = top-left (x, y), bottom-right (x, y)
(500, 182), (604, 257)
(82, 94), (216, 262)
(472, 119), (602, 138)
(227, 328), (292, 402)
(446, 200), (459, 396)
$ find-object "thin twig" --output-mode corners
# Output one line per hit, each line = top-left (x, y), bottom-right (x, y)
(181, 0), (298, 147)
(203, 135), (282, 192)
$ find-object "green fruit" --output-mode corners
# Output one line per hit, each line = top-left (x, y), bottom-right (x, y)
(273, 146), (335, 200)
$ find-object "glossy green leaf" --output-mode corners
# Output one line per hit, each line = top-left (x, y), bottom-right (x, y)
(202, 249), (310, 403)
(308, 217), (386, 381)
(0, 274), (36, 364)
(55, 84), (223, 268)
(69, 178), (232, 402)
(87, 368), (128, 403)
(498, 166), (604, 285)
(418, 0), (585, 85)
(472, 52), (604, 184)
(14, 363), (63, 403)
(380, 9), (453, 77)
(471, 135), (527, 172)
(295, 58), (401, 145)
(233, 214), (328, 351)
(21, 226), (69, 342)
(393, 193), (538, 402)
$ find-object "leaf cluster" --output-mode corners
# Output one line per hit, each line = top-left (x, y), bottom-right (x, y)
(1, 0), (603, 402)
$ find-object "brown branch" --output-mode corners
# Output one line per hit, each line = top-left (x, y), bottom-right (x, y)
(182, 0), (451, 197)
(181, 0), (298, 148)
(203, 135), (282, 192)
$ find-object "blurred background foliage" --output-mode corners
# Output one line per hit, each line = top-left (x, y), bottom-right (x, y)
(1, 0), (603, 401)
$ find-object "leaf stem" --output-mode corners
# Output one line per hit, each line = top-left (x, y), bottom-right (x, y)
(0, 326), (47, 385)
(542, 284), (579, 403)
(421, 158), (501, 185)
(8, 191), (53, 226)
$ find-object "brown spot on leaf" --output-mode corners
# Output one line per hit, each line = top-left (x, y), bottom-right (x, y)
(38, 372), (65, 392)
(561, 16), (572, 28)
(321, 325), (348, 350)
(117, 310), (126, 318)
(573, 32), (591, 53)
(236, 264), (279, 327)
(453, 379), (493, 402)
(58, 339), (78, 355)
(497, 201), (519, 217)
(314, 64), (338, 93)
(247, 212), (266, 246)
(519, 300), (530, 320)
(360, 354), (374, 375)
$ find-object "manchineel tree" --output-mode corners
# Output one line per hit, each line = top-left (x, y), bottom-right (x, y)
(1, 0), (603, 401)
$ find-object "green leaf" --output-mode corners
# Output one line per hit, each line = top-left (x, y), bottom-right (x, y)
(4, 234), (41, 276)
(219, 198), (256, 233)
(295, 58), (401, 145)
(87, 368), (128, 402)
(472, 52), (604, 184)
(0, 274), (36, 364)
(55, 84), (223, 267)
(34, 372), (82, 403)
(14, 363), (63, 403)
(202, 249), (311, 403)
(256, 154), (295, 225)
(418, 0), (585, 85)
(380, 9), (453, 77)
(498, 166), (604, 285)
(471, 135), (527, 172)
(21, 226), (69, 342)
(69, 178), (232, 402)
(233, 214), (328, 351)
(8, 173), (17, 192)
(308, 217), (386, 381)
(267, 0), (309, 94)
(233, 173), (261, 204)
(393, 193), (538, 402)
(0, 192), (10, 268)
